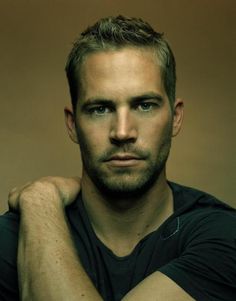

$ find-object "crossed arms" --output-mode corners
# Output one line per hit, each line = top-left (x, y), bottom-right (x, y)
(9, 177), (194, 301)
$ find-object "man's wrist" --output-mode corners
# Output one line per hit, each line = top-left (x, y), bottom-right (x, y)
(18, 181), (64, 214)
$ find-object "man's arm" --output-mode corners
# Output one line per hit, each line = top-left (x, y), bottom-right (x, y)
(10, 177), (194, 301)
(10, 177), (102, 301)
(122, 272), (194, 301)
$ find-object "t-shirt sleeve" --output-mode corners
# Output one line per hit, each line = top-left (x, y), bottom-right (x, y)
(159, 210), (236, 301)
(0, 212), (20, 301)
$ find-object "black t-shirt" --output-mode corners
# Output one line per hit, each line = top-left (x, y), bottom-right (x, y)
(0, 182), (236, 301)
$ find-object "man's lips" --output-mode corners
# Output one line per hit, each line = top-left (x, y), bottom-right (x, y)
(104, 154), (144, 167)
(105, 154), (142, 161)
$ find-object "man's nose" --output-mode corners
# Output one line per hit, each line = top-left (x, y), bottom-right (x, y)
(109, 109), (138, 144)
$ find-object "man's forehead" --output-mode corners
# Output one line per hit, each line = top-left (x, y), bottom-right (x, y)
(77, 47), (164, 103)
(81, 46), (161, 72)
(80, 47), (161, 83)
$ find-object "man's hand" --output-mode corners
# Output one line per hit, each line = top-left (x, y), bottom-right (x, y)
(8, 176), (81, 212)
(13, 176), (103, 301)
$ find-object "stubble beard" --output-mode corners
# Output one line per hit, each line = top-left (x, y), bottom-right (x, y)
(79, 134), (172, 201)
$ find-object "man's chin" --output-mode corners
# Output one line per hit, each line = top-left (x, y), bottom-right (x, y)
(92, 174), (158, 200)
(85, 157), (167, 201)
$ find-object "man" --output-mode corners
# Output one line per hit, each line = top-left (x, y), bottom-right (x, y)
(0, 15), (235, 301)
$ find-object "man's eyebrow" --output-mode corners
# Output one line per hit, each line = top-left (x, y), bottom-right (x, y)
(80, 93), (164, 111)
(131, 93), (164, 103)
(80, 98), (114, 111)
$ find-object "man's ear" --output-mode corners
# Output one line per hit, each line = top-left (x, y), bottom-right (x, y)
(172, 98), (184, 137)
(64, 106), (79, 144)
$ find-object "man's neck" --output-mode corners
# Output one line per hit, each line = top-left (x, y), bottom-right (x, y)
(81, 172), (173, 257)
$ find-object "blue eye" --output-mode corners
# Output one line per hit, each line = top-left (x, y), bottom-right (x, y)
(89, 106), (110, 115)
(138, 103), (153, 111)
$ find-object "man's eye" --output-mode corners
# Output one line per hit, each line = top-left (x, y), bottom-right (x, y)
(138, 103), (154, 112)
(89, 106), (110, 115)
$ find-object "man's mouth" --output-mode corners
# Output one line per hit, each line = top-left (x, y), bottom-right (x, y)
(105, 153), (143, 167)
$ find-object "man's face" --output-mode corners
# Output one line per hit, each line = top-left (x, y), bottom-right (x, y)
(66, 47), (183, 198)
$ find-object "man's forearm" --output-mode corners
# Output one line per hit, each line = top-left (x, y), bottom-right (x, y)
(18, 199), (102, 301)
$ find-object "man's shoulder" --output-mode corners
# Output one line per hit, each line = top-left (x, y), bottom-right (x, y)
(0, 211), (19, 253)
(0, 211), (19, 278)
(0, 210), (19, 232)
(165, 182), (236, 242)
(169, 181), (235, 212)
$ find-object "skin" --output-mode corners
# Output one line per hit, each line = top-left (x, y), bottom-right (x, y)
(65, 47), (184, 255)
(8, 47), (195, 300)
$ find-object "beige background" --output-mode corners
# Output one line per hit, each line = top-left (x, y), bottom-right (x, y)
(0, 0), (235, 213)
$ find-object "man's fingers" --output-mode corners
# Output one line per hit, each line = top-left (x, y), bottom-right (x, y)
(7, 177), (81, 211)
(8, 186), (19, 211)
(8, 182), (32, 211)
(41, 176), (81, 206)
